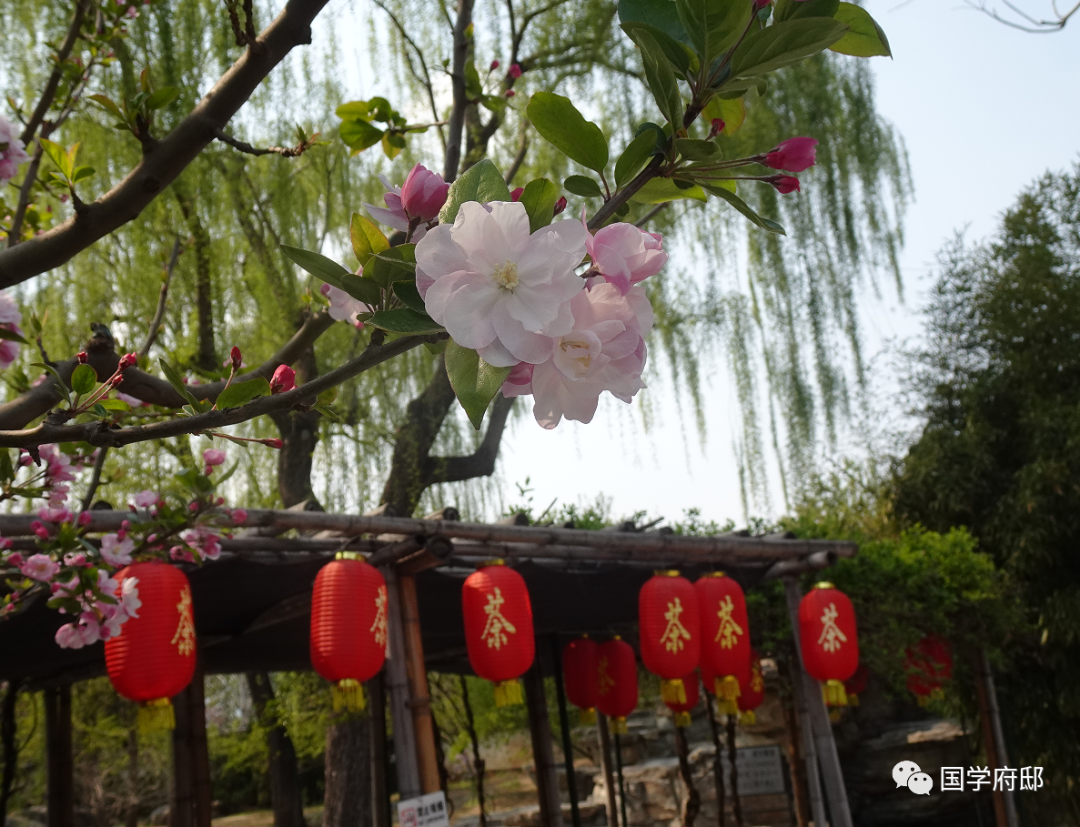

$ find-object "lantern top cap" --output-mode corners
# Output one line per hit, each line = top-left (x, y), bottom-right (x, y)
(480, 558), (506, 567)
(813, 581), (836, 590)
(654, 569), (680, 577)
(700, 571), (727, 579)
(335, 551), (363, 561)
(612, 634), (622, 641)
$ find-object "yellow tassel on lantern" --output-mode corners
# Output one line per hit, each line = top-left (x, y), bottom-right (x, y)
(332, 679), (366, 713)
(674, 711), (692, 728)
(848, 694), (859, 707)
(579, 707), (597, 726)
(610, 716), (628, 735)
(829, 708), (843, 723)
(738, 710), (757, 726)
(661, 678), (687, 705)
(821, 679), (848, 707)
(714, 675), (740, 715)
(137, 698), (175, 733)
(494, 679), (523, 707)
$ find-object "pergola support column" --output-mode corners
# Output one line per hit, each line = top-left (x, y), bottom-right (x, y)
(44, 685), (73, 827)
(524, 661), (564, 827)
(382, 566), (421, 801)
(399, 573), (441, 794)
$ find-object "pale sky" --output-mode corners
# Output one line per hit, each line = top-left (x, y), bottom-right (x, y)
(492, 1), (1080, 526)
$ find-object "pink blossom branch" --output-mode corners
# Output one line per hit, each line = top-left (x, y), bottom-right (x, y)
(0, 0), (334, 287)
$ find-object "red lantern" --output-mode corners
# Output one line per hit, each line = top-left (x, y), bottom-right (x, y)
(562, 637), (599, 725)
(596, 637), (638, 734)
(799, 582), (859, 706)
(737, 650), (765, 725)
(311, 557), (388, 711)
(664, 671), (700, 728)
(104, 562), (197, 731)
(462, 561), (534, 706)
(695, 572), (751, 714)
(639, 571), (700, 705)
(844, 664), (869, 707)
(905, 636), (953, 705)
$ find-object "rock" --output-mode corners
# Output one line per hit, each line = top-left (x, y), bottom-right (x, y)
(149, 804), (170, 826)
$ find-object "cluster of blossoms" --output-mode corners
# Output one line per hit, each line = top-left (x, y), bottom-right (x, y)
(0, 291), (23, 369)
(0, 116), (30, 190)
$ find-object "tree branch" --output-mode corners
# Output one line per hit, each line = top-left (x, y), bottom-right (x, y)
(215, 129), (319, 157)
(443, 0), (475, 183)
(0, 332), (440, 449)
(79, 447), (109, 511)
(429, 394), (514, 483)
(0, 0), (334, 287)
(18, 0), (91, 147)
(138, 237), (183, 360)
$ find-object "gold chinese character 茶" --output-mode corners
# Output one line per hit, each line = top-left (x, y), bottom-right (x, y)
(370, 584), (388, 652)
(171, 585), (195, 656)
(661, 597), (691, 653)
(750, 663), (764, 694)
(481, 587), (516, 649)
(714, 595), (744, 649)
(597, 655), (615, 696)
(817, 602), (847, 653)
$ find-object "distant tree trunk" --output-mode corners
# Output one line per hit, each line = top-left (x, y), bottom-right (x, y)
(246, 673), (307, 827)
(323, 712), (372, 827)
(271, 315), (321, 508)
(1, 679), (23, 826)
(174, 184), (217, 372)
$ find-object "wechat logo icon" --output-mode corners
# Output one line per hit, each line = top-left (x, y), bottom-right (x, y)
(893, 760), (934, 795)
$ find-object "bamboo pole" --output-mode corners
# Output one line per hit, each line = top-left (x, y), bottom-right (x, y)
(973, 651), (1016, 827)
(597, 715), (619, 827)
(614, 732), (629, 827)
(398, 574), (441, 794)
(725, 715), (742, 827)
(703, 693), (726, 827)
(187, 666), (213, 827)
(674, 724), (700, 827)
(979, 652), (1020, 827)
(44, 685), (73, 827)
(524, 662), (564, 827)
(381, 567), (421, 801)
(550, 637), (582, 827)
(368, 674), (391, 827)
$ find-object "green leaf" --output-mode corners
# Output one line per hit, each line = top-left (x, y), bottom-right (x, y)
(615, 129), (661, 188)
(464, 58), (484, 99)
(70, 166), (95, 184)
(830, 3), (891, 57)
(96, 398), (131, 412)
(630, 29), (684, 130)
(39, 138), (68, 178)
(675, 138), (721, 162)
(439, 159), (513, 223)
(702, 96), (746, 135)
(731, 18), (849, 78)
(158, 360), (200, 406)
(703, 184), (786, 234)
(313, 403), (343, 423)
(393, 280), (427, 313)
(350, 213), (390, 268)
(216, 377), (272, 409)
(31, 363), (70, 395)
(519, 178), (559, 232)
(280, 245), (352, 289)
(145, 87), (179, 110)
(381, 131), (406, 159)
(630, 178), (706, 204)
(564, 175), (604, 198)
(88, 94), (124, 120)
(526, 92), (609, 175)
(445, 341), (512, 430)
(368, 309), (444, 334)
(364, 246), (417, 289)
(622, 22), (697, 75)
(338, 275), (384, 306)
(775, 0), (839, 21)
(618, 0), (694, 49)
(673, 0), (752, 65)
(70, 364), (97, 395)
(340, 119), (384, 153)
(0, 327), (28, 345)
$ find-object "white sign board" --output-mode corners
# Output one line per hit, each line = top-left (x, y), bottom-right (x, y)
(396, 791), (450, 827)
(718, 745), (788, 796)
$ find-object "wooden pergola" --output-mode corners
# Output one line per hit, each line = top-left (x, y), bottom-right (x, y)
(0, 507), (858, 827)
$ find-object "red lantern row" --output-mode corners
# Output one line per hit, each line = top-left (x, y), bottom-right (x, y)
(596, 637), (637, 733)
(463, 561), (535, 706)
(105, 562), (196, 731)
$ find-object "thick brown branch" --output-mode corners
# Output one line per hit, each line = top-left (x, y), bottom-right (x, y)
(443, 0), (475, 183)
(430, 394), (514, 484)
(0, 0), (333, 287)
(0, 310), (335, 431)
(19, 0), (91, 147)
(0, 332), (438, 449)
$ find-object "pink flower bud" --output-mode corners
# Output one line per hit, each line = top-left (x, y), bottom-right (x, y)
(121, 520), (131, 531)
(5, 553), (24, 567)
(553, 196), (567, 216)
(510, 187), (524, 202)
(118, 352), (137, 370)
(216, 496), (225, 506)
(490, 60), (500, 70)
(232, 509), (248, 525)
(505, 89), (515, 98)
(400, 164), (449, 224)
(270, 364), (296, 394)
(763, 137), (818, 173)
(189, 502), (199, 512)
(78, 511), (92, 526)
(77, 351), (88, 364)
(230, 345), (242, 369)
(766, 174), (801, 194)
(708, 119), (725, 139)
(508, 63), (523, 79)
(267, 439), (284, 450)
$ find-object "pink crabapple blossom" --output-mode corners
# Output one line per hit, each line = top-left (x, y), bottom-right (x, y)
(21, 553), (60, 582)
(133, 489), (160, 508)
(321, 283), (370, 328)
(763, 137), (818, 173)
(767, 174), (801, 194)
(99, 532), (134, 566)
(583, 212), (667, 296)
(270, 364), (296, 393)
(364, 165), (448, 241)
(417, 200), (588, 367)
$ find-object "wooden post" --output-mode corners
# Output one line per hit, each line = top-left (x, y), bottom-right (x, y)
(44, 685), (73, 827)
(382, 566), (421, 801)
(703, 693), (726, 827)
(369, 674), (391, 827)
(398, 573), (441, 794)
(613, 732), (629, 827)
(170, 687), (194, 827)
(550, 637), (582, 827)
(779, 668), (810, 827)
(782, 579), (833, 827)
(673, 725), (701, 827)
(187, 666), (213, 827)
(524, 661), (564, 827)
(597, 715), (619, 827)
(974, 651), (1018, 827)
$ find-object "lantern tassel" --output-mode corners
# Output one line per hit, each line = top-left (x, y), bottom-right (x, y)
(332, 679), (366, 713)
(137, 698), (175, 733)
(660, 678), (686, 705)
(829, 708), (843, 723)
(674, 711), (692, 728)
(610, 716), (628, 735)
(493, 679), (523, 707)
(579, 708), (597, 726)
(821, 679), (848, 707)
(848, 694), (859, 708)
(738, 710), (756, 726)
(716, 675), (741, 702)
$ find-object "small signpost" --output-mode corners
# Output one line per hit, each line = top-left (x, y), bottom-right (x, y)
(396, 791), (450, 827)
